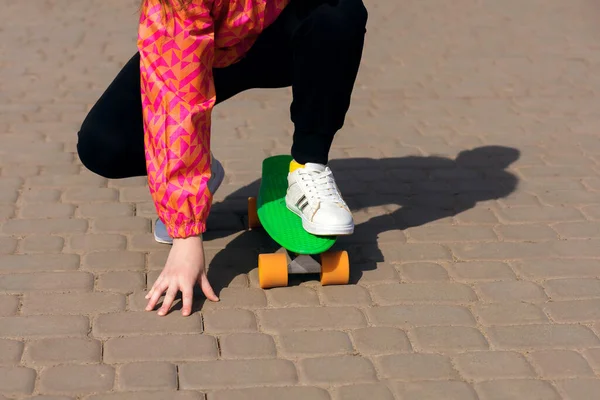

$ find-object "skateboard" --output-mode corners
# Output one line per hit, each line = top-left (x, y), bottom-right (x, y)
(247, 155), (350, 289)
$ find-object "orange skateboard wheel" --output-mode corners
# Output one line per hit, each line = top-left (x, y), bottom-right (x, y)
(258, 253), (288, 289)
(320, 251), (350, 286)
(247, 197), (260, 230)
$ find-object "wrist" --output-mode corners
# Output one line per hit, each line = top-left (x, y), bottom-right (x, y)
(173, 235), (203, 244)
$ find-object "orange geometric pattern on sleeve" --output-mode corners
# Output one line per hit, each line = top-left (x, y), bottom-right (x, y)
(137, 0), (289, 239)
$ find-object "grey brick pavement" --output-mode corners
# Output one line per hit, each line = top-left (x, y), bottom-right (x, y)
(2, 0), (600, 398)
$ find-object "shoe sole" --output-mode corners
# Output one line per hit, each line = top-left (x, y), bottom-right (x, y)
(285, 198), (354, 236)
(154, 157), (225, 244)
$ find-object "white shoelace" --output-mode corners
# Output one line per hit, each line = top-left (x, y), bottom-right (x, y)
(298, 167), (344, 205)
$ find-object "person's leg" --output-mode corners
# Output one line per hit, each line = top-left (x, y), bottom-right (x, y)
(77, 2), (298, 181)
(290, 0), (368, 165)
(76, 3), (300, 243)
(77, 53), (147, 179)
(283, 0), (368, 236)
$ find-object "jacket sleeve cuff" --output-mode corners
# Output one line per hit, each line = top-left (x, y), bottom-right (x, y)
(166, 219), (207, 239)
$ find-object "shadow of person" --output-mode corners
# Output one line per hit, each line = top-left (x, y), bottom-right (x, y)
(200, 145), (520, 296)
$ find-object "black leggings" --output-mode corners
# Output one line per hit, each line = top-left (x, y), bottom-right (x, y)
(77, 0), (368, 179)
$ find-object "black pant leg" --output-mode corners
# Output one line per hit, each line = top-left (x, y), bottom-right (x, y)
(289, 0), (368, 165)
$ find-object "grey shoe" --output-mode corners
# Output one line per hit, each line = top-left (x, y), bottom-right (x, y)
(153, 154), (225, 244)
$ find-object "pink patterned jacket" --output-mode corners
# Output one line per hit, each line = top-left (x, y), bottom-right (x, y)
(138, 0), (289, 238)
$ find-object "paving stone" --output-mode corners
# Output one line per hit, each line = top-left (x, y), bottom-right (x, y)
(203, 309), (257, 333)
(582, 205), (600, 220)
(552, 221), (600, 238)
(0, 366), (36, 395)
(0, 254), (80, 273)
(85, 392), (202, 400)
(0, 339), (24, 365)
(39, 364), (115, 394)
(69, 234), (128, 252)
(528, 350), (594, 378)
(333, 384), (394, 400)
(488, 325), (600, 349)
(266, 286), (320, 307)
(26, 174), (107, 188)
(453, 351), (536, 380)
(391, 381), (479, 400)
(514, 259), (600, 278)
(94, 312), (202, 338)
(475, 281), (548, 302)
(0, 272), (93, 293)
(552, 239), (600, 257)
(300, 355), (377, 384)
(2, 218), (88, 235)
(411, 326), (489, 351)
(209, 387), (330, 400)
(278, 331), (353, 356)
(495, 224), (558, 241)
(544, 299), (600, 322)
(370, 283), (477, 304)
(350, 327), (412, 354)
(119, 187), (152, 202)
(448, 261), (516, 281)
(473, 303), (550, 325)
(21, 292), (125, 315)
(0, 295), (19, 316)
(376, 353), (458, 380)
(372, 243), (452, 262)
(202, 288), (267, 310)
(20, 188), (61, 203)
(318, 285), (372, 306)
(258, 307), (367, 332)
(544, 278), (600, 299)
(104, 334), (217, 363)
(559, 379), (600, 400)
(0, 316), (89, 338)
(179, 359), (297, 389)
(93, 217), (150, 233)
(406, 225), (497, 242)
(20, 203), (75, 218)
(62, 187), (118, 203)
(450, 242), (555, 260)
(350, 262), (400, 284)
(128, 234), (167, 252)
(0, 204), (15, 220)
(96, 271), (145, 293)
(76, 203), (134, 218)
(118, 362), (177, 390)
(0, 236), (17, 254)
(397, 262), (449, 281)
(219, 333), (276, 359)
(82, 251), (145, 271)
(367, 305), (476, 327)
(475, 380), (560, 400)
(23, 338), (101, 365)
(455, 208), (499, 224)
(20, 235), (65, 253)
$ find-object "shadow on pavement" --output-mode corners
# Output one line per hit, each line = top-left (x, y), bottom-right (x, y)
(197, 145), (520, 298)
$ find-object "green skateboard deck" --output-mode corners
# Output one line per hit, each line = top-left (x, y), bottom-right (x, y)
(256, 155), (337, 255)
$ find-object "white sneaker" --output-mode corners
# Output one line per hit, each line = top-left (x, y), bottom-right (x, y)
(285, 162), (354, 236)
(154, 154), (225, 244)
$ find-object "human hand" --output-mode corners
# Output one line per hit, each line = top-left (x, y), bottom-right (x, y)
(145, 235), (219, 316)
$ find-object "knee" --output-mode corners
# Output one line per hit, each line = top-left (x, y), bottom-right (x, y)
(76, 126), (126, 180)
